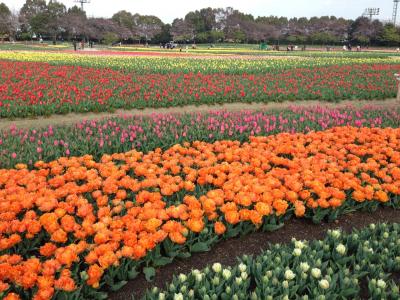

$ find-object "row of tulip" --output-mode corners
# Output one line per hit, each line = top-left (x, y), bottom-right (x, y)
(1, 105), (400, 169)
(0, 51), (399, 74)
(0, 126), (399, 299)
(143, 223), (400, 300)
(1, 60), (399, 117)
(110, 46), (400, 58)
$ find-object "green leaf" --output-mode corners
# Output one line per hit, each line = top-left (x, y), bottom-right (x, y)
(190, 242), (210, 252)
(177, 251), (191, 259)
(144, 267), (156, 282)
(110, 280), (127, 292)
(128, 268), (139, 280)
(154, 256), (173, 267)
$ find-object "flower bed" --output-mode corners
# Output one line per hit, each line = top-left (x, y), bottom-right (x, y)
(1, 106), (399, 169)
(0, 127), (399, 299)
(1, 60), (399, 118)
(0, 51), (399, 73)
(144, 223), (400, 300)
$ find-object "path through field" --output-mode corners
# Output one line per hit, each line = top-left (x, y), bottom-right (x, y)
(0, 99), (398, 130)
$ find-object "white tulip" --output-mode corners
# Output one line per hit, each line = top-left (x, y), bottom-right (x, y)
(300, 262), (310, 272)
(285, 269), (296, 280)
(336, 243), (346, 255)
(158, 293), (166, 300)
(212, 263), (222, 273)
(293, 248), (302, 256)
(178, 274), (187, 282)
(222, 269), (232, 280)
(173, 293), (184, 300)
(238, 263), (247, 272)
(377, 279), (387, 289)
(311, 268), (321, 279)
(319, 279), (330, 290)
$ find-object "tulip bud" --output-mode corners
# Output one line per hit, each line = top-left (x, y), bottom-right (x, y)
(293, 248), (302, 256)
(173, 293), (184, 300)
(80, 271), (89, 281)
(250, 292), (258, 300)
(377, 279), (386, 289)
(311, 268), (321, 279)
(212, 263), (222, 273)
(238, 263), (247, 272)
(222, 269), (231, 280)
(284, 269), (296, 280)
(319, 279), (330, 290)
(188, 290), (194, 298)
(282, 280), (289, 289)
(179, 274), (187, 282)
(241, 271), (248, 280)
(212, 276), (220, 286)
(300, 262), (310, 272)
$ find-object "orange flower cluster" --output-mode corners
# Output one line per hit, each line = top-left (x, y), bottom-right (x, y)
(0, 126), (399, 299)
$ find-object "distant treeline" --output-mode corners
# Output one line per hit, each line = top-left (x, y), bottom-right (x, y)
(0, 1), (399, 46)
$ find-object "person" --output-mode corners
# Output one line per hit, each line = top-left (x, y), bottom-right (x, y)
(357, 45), (361, 52)
(290, 45), (294, 51)
(73, 40), (77, 51)
(81, 40), (84, 50)
(89, 40), (93, 48)
(343, 45), (347, 51)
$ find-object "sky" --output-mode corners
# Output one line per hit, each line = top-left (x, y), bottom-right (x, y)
(1, 0), (395, 23)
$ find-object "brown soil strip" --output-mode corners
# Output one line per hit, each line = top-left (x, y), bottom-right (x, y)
(0, 99), (398, 131)
(110, 207), (400, 300)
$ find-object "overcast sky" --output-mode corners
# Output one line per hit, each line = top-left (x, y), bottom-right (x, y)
(1, 0), (395, 23)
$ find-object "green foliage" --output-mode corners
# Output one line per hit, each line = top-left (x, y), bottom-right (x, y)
(380, 24), (400, 46)
(102, 32), (119, 45)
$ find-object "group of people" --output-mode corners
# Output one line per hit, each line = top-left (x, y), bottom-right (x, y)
(270, 45), (306, 51)
(72, 40), (94, 51)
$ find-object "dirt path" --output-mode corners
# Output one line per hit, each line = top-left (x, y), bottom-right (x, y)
(0, 99), (398, 130)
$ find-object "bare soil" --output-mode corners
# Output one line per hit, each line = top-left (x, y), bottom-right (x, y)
(0, 99), (398, 131)
(110, 207), (400, 300)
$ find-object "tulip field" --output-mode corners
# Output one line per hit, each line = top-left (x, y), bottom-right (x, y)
(0, 48), (400, 300)
(0, 51), (400, 117)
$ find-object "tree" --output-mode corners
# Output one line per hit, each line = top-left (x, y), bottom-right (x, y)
(61, 6), (87, 40)
(133, 14), (163, 42)
(46, 0), (66, 44)
(20, 0), (47, 37)
(379, 24), (400, 46)
(112, 10), (135, 38)
(171, 18), (194, 42)
(153, 24), (172, 44)
(86, 18), (130, 42)
(0, 3), (11, 40)
(350, 17), (383, 45)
